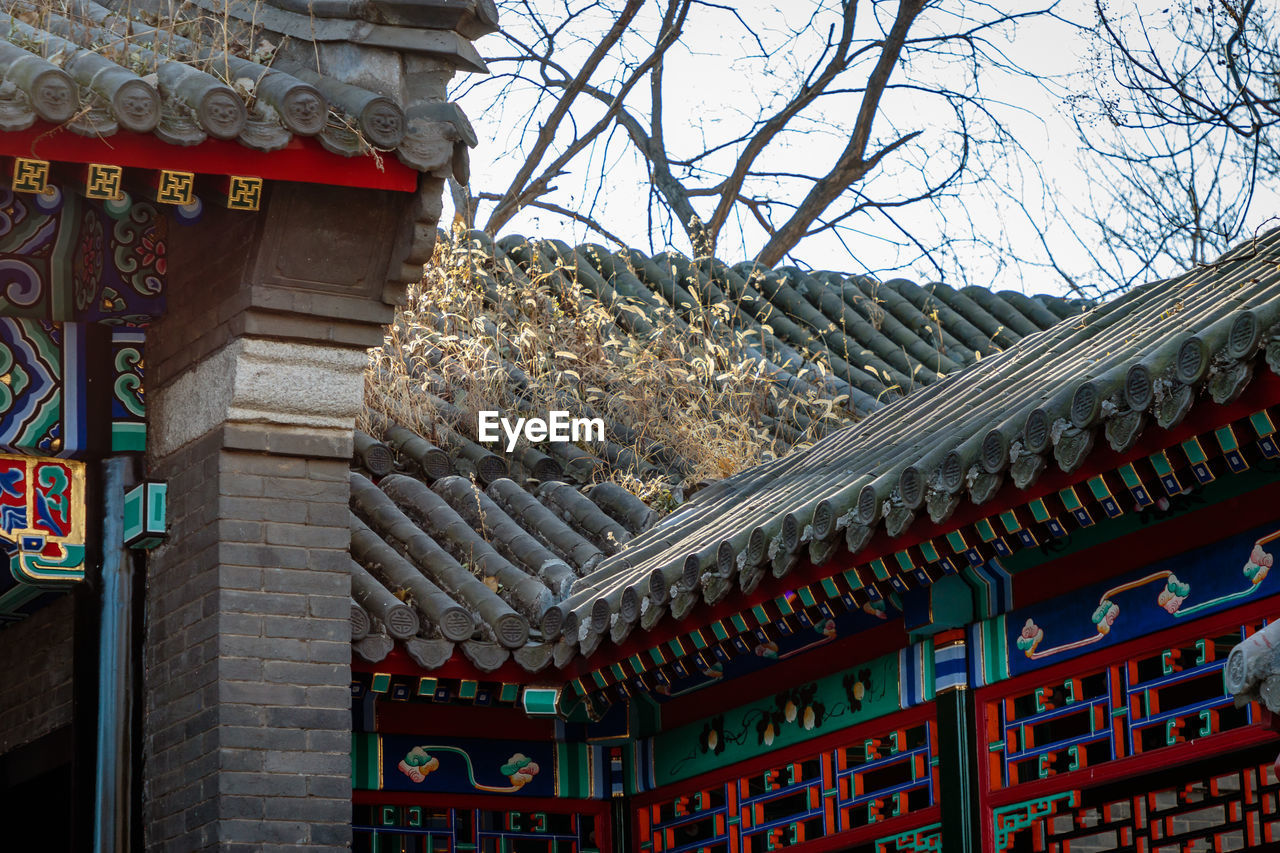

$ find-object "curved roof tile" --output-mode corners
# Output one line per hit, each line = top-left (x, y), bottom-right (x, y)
(561, 228), (1280, 665)
(348, 232), (1085, 672)
(0, 0), (475, 164)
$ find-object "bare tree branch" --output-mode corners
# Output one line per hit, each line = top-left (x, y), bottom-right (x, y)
(484, 0), (646, 232)
(458, 0), (1065, 277)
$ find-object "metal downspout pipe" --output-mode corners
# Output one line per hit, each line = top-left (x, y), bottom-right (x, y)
(94, 456), (135, 852)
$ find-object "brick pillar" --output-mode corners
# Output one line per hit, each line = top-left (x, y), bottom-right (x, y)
(140, 180), (431, 850)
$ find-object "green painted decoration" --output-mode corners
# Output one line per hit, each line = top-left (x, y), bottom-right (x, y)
(651, 653), (900, 784)
(992, 791), (1079, 849)
(877, 822), (942, 852)
(122, 481), (166, 549)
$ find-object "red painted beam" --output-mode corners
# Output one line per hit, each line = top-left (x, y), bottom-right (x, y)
(0, 120), (418, 192)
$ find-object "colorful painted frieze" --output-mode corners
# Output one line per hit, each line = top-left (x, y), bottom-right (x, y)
(649, 653), (900, 786)
(0, 318), (83, 455)
(110, 328), (145, 452)
(0, 319), (148, 457)
(0, 452), (86, 616)
(0, 187), (166, 325)
(354, 733), (554, 796)
(988, 522), (1279, 681)
(982, 621), (1263, 791)
(645, 599), (890, 703)
(637, 709), (940, 853)
(992, 759), (1280, 851)
(0, 186), (162, 456)
(352, 733), (614, 800)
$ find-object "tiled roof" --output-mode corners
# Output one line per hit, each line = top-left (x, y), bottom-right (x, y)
(0, 0), (482, 165)
(347, 231), (1085, 672)
(553, 227), (1280, 664)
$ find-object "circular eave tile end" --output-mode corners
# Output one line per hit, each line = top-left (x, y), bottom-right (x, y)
(1176, 335), (1210, 385)
(113, 79), (161, 133)
(980, 429), (1008, 473)
(1023, 408), (1050, 454)
(1070, 381), (1100, 428)
(1228, 310), (1260, 360)
(1124, 363), (1154, 411)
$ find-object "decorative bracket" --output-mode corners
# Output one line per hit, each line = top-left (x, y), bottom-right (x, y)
(521, 686), (562, 717)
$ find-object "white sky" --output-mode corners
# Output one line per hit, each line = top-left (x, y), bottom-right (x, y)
(447, 1), (1277, 297)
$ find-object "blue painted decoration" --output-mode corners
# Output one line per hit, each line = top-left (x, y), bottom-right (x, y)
(0, 188), (166, 325)
(1004, 522), (1279, 678)
(368, 734), (556, 797)
(0, 319), (84, 456)
(650, 593), (895, 703)
(110, 329), (145, 452)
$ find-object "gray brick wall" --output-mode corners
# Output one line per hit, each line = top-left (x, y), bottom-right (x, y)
(0, 595), (74, 754)
(140, 179), (429, 851)
(143, 432), (353, 851)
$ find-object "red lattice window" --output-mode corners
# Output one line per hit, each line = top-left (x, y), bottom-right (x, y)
(636, 708), (940, 853)
(992, 753), (1280, 852)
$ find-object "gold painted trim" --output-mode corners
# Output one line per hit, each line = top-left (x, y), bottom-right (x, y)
(156, 170), (195, 205)
(227, 176), (262, 211)
(12, 158), (49, 194)
(85, 164), (124, 201)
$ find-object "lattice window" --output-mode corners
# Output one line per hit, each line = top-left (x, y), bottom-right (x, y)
(354, 804), (604, 852)
(637, 718), (939, 852)
(994, 756), (1280, 852)
(985, 625), (1260, 790)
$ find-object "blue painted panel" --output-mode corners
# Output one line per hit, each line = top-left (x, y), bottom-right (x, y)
(377, 734), (557, 797)
(0, 319), (84, 456)
(0, 188), (166, 325)
(1006, 521), (1279, 678)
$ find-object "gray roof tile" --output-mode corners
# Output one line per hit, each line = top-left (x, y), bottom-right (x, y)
(349, 231), (1087, 672)
(0, 0), (477, 163)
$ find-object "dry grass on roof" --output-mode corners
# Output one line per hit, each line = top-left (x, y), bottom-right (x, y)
(363, 232), (858, 510)
(4, 0), (275, 63)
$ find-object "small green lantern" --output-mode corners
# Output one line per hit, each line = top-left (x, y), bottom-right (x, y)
(123, 482), (167, 549)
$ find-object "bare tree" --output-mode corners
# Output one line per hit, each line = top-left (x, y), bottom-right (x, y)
(451, 0), (1061, 272)
(1065, 0), (1280, 295)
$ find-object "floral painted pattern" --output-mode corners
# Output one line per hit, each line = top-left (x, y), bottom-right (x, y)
(397, 746), (541, 793)
(699, 715), (726, 755)
(111, 203), (166, 297)
(72, 211), (103, 312)
(1017, 534), (1277, 662)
